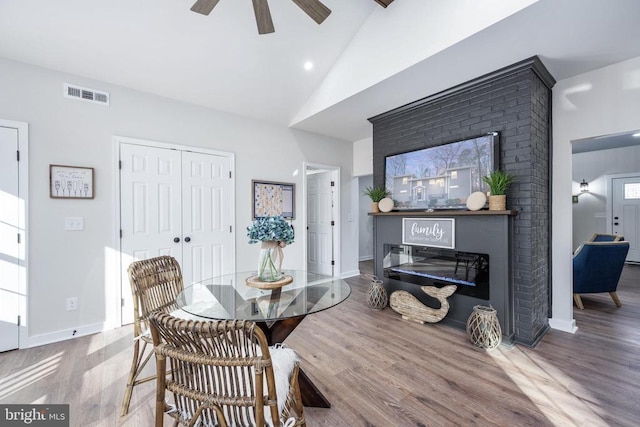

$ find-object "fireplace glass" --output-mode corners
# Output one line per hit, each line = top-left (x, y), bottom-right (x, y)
(383, 244), (489, 300)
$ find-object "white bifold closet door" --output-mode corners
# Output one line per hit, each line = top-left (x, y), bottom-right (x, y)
(120, 143), (232, 325)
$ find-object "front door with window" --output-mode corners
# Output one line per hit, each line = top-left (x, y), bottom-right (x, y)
(612, 176), (640, 262)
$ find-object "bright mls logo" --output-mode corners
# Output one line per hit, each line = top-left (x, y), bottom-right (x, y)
(1, 405), (69, 426)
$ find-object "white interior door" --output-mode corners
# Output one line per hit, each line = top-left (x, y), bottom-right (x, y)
(181, 151), (233, 285)
(612, 176), (640, 262)
(120, 143), (183, 325)
(307, 170), (334, 275)
(0, 126), (20, 352)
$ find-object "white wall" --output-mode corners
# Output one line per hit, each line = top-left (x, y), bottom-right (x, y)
(353, 137), (374, 265)
(353, 137), (373, 176)
(572, 146), (640, 249)
(0, 58), (356, 344)
(552, 55), (640, 333)
(358, 175), (374, 261)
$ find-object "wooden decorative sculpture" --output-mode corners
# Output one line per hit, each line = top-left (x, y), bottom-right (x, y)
(389, 285), (457, 324)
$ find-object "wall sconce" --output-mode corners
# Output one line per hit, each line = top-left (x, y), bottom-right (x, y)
(580, 179), (589, 193)
(573, 179), (590, 203)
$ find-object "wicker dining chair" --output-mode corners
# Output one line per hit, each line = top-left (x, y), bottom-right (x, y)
(148, 312), (306, 427)
(121, 255), (184, 416)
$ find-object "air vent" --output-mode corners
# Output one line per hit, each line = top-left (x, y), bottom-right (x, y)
(64, 83), (110, 106)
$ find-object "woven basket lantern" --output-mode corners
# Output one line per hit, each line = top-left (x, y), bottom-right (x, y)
(466, 305), (502, 350)
(366, 275), (388, 310)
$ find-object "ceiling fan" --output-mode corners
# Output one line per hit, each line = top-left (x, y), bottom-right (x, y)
(190, 0), (395, 35)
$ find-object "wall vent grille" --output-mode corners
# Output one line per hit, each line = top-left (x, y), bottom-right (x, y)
(64, 83), (110, 106)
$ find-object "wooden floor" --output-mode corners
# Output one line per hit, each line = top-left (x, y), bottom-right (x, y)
(1, 263), (639, 426)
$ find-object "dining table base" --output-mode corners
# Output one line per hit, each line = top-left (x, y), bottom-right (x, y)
(256, 315), (331, 408)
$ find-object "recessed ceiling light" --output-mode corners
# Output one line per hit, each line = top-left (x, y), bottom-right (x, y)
(633, 132), (640, 137)
(303, 61), (314, 71)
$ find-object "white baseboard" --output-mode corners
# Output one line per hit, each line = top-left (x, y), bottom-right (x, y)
(548, 317), (578, 334)
(358, 255), (373, 261)
(340, 270), (361, 279)
(22, 322), (107, 349)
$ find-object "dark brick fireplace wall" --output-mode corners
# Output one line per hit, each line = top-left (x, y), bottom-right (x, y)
(368, 57), (555, 346)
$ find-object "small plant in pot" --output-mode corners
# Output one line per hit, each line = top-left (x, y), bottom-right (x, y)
(482, 170), (515, 211)
(363, 185), (389, 213)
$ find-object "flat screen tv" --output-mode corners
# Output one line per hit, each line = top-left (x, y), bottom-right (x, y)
(385, 132), (498, 210)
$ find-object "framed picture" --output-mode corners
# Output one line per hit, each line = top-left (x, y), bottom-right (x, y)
(50, 164), (94, 199)
(252, 180), (295, 219)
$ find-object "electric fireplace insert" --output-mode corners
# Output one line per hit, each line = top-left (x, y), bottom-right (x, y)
(383, 244), (490, 300)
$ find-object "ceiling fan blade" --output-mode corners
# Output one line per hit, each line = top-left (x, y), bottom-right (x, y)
(253, 0), (275, 34)
(291, 0), (331, 25)
(373, 0), (395, 7)
(191, 0), (222, 15)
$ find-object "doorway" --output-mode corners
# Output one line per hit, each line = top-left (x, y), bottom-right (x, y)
(572, 130), (640, 251)
(0, 119), (28, 352)
(304, 163), (340, 276)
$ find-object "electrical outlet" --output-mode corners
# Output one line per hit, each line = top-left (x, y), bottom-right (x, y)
(66, 297), (78, 311)
(65, 217), (84, 231)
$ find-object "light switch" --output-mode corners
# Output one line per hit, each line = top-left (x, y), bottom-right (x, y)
(65, 217), (84, 231)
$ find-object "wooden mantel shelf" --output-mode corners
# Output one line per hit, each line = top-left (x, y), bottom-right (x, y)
(369, 210), (518, 217)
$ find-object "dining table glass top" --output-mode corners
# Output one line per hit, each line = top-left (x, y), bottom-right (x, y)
(176, 270), (352, 322)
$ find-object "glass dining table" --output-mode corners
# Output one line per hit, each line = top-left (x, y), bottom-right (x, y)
(176, 270), (351, 408)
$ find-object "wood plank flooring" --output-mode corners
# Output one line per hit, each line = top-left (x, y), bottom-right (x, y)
(1, 263), (639, 426)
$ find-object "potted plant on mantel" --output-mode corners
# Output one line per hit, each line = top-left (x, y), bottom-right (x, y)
(363, 185), (389, 213)
(482, 170), (515, 211)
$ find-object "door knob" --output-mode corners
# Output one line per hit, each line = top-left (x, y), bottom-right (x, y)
(173, 237), (180, 243)
(184, 237), (191, 243)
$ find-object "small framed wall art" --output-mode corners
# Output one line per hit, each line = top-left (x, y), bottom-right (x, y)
(50, 164), (94, 199)
(252, 180), (295, 219)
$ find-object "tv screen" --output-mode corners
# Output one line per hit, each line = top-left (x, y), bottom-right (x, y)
(385, 132), (498, 210)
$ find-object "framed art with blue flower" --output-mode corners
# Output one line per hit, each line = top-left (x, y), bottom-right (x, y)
(252, 180), (295, 219)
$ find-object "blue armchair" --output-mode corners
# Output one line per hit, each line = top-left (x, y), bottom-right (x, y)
(588, 233), (624, 242)
(573, 241), (629, 309)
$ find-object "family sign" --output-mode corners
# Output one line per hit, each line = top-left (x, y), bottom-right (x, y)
(402, 218), (455, 249)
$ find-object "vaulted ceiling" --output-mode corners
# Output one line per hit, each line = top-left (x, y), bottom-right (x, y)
(188, 0), (390, 34)
(1, 0), (640, 142)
